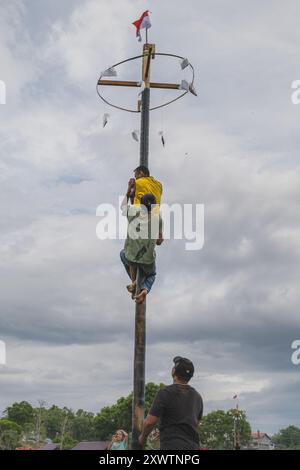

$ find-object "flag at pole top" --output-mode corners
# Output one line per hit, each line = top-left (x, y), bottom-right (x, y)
(132, 10), (151, 42)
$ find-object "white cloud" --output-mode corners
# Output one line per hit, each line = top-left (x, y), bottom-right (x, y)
(0, 0), (300, 435)
(44, 0), (137, 87)
(0, 1), (39, 102)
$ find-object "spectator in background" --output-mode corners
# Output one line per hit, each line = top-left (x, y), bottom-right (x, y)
(107, 429), (128, 450)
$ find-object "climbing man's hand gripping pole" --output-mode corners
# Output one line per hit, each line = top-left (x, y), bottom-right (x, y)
(127, 178), (136, 204)
(120, 178), (136, 211)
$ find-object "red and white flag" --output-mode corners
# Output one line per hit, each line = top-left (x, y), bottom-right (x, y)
(132, 10), (151, 42)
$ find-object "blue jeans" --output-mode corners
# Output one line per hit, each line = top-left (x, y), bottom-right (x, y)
(120, 249), (156, 293)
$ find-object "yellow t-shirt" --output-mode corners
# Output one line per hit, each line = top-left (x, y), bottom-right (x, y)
(133, 176), (163, 206)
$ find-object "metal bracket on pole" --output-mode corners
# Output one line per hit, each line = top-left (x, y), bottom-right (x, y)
(142, 44), (155, 86)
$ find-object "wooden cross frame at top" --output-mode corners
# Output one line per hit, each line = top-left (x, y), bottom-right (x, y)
(97, 43), (182, 112)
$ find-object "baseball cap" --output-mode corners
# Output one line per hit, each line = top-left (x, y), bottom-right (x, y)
(173, 356), (194, 380)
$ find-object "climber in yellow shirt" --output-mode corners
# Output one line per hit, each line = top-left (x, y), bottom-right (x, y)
(127, 165), (163, 207)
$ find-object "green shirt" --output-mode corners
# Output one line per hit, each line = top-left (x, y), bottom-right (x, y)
(124, 206), (162, 266)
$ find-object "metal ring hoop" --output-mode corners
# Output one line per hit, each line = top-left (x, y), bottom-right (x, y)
(96, 52), (195, 113)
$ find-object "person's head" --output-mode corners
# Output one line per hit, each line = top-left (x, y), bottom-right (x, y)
(114, 430), (126, 442)
(172, 356), (194, 384)
(134, 165), (150, 179)
(140, 193), (156, 213)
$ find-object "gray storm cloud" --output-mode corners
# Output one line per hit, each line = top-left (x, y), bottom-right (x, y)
(0, 0), (300, 434)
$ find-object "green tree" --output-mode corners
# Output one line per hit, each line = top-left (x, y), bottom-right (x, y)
(71, 410), (97, 442)
(0, 419), (23, 450)
(94, 383), (165, 440)
(4, 401), (35, 427)
(59, 434), (78, 450)
(199, 409), (251, 450)
(273, 425), (300, 449)
(228, 408), (252, 449)
(94, 395), (132, 440)
(43, 406), (74, 441)
(22, 421), (37, 444)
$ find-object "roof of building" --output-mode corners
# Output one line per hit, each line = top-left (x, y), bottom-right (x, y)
(251, 432), (271, 440)
(39, 443), (60, 450)
(16, 447), (37, 451)
(72, 441), (109, 451)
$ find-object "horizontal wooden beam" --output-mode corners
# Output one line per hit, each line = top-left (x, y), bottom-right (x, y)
(149, 82), (180, 90)
(98, 79), (180, 90)
(98, 79), (140, 87)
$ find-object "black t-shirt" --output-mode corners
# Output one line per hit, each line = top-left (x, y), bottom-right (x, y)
(149, 384), (203, 450)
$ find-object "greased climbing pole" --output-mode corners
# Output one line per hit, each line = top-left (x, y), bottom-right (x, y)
(97, 28), (196, 450)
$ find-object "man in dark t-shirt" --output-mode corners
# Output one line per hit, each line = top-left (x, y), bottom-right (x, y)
(139, 356), (203, 450)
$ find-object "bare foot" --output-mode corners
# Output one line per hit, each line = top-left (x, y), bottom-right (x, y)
(126, 281), (136, 293)
(134, 289), (148, 304)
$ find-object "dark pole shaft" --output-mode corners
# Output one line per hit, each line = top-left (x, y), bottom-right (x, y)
(140, 87), (150, 168)
(132, 83), (150, 450)
(132, 297), (147, 449)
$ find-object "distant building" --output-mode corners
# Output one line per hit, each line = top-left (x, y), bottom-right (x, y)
(16, 447), (37, 451)
(39, 443), (60, 450)
(248, 431), (275, 450)
(37, 441), (109, 450)
(72, 441), (109, 450)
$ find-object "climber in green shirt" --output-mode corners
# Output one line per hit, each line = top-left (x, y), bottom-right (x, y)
(120, 187), (163, 304)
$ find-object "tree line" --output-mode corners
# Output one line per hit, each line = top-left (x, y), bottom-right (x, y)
(0, 383), (298, 450)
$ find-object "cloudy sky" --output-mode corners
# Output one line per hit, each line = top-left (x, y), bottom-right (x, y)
(1, 0), (300, 435)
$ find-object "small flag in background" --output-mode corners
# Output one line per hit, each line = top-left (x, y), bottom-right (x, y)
(133, 10), (151, 42)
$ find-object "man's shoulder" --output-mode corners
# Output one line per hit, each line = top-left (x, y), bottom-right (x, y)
(188, 386), (203, 406)
(136, 176), (149, 185)
(155, 384), (172, 397)
(187, 385), (202, 396)
(151, 177), (162, 188)
(145, 176), (162, 187)
(159, 384), (179, 395)
(172, 384), (203, 401)
(164, 384), (176, 391)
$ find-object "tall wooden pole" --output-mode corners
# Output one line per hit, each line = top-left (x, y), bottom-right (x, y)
(97, 38), (186, 450)
(139, 87), (150, 168)
(132, 42), (153, 450)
